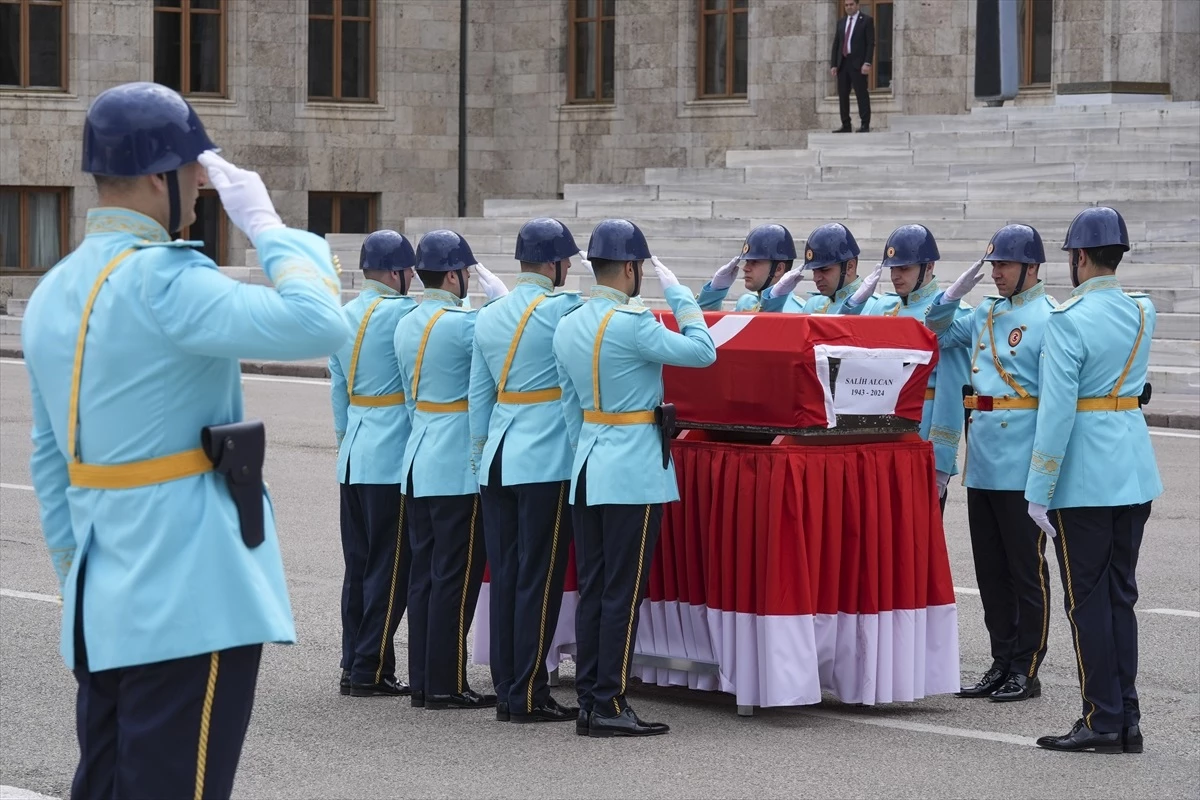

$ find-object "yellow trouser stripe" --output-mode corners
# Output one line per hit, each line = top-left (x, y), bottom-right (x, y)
(963, 396), (1040, 410)
(349, 393), (406, 407)
(194, 651), (219, 800)
(1029, 530), (1050, 678)
(924, 388), (935, 401)
(1056, 511), (1098, 729)
(415, 399), (468, 413)
(582, 410), (656, 425)
(497, 388), (562, 405)
(68, 447), (212, 490)
(456, 497), (479, 693)
(375, 495), (406, 684)
(527, 483), (566, 713)
(1076, 397), (1139, 412)
(616, 505), (652, 714)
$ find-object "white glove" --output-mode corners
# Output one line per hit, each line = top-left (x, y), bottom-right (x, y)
(709, 255), (741, 291)
(848, 262), (884, 307)
(577, 250), (594, 277)
(474, 262), (509, 301)
(941, 259), (985, 305)
(197, 151), (284, 244)
(651, 255), (679, 290)
(935, 471), (950, 498)
(767, 265), (805, 299)
(1027, 502), (1056, 539)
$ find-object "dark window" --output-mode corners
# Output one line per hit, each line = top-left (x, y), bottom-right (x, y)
(0, 186), (69, 272)
(308, 193), (376, 238)
(0, 0), (67, 90)
(698, 0), (748, 99)
(308, 0), (375, 102)
(1019, 0), (1053, 86)
(179, 190), (228, 265)
(567, 0), (615, 104)
(153, 0), (225, 96)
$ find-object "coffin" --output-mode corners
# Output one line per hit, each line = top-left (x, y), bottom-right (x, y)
(652, 311), (939, 435)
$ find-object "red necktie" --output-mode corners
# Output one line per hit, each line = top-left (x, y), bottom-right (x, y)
(844, 16), (852, 56)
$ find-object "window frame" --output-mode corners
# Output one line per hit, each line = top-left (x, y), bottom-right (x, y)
(152, 0), (227, 97)
(307, 0), (377, 103)
(0, 186), (70, 273)
(0, 0), (69, 92)
(178, 189), (229, 266)
(1019, 0), (1052, 87)
(566, 0), (615, 105)
(307, 191), (378, 236)
(697, 0), (749, 100)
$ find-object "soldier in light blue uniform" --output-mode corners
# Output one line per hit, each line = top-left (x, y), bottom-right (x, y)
(786, 222), (886, 314)
(853, 224), (972, 507)
(1026, 207), (1163, 755)
(20, 83), (351, 799)
(395, 229), (508, 711)
(470, 217), (585, 724)
(328, 230), (419, 699)
(925, 224), (1056, 705)
(552, 219), (717, 738)
(695, 224), (803, 312)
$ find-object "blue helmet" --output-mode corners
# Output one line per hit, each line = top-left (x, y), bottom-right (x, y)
(1062, 206), (1130, 253)
(515, 218), (579, 264)
(983, 224), (1045, 265)
(586, 219), (652, 262)
(881, 224), (941, 268)
(415, 230), (476, 272)
(802, 223), (860, 270)
(360, 230), (415, 271)
(82, 82), (218, 176)
(742, 224), (797, 262)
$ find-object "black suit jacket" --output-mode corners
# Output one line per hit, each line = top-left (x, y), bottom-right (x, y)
(830, 12), (875, 70)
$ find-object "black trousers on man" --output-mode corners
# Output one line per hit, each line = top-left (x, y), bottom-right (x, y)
(1050, 503), (1150, 733)
(966, 488), (1052, 679)
(406, 482), (486, 697)
(838, 62), (871, 130)
(480, 440), (572, 715)
(71, 567), (261, 800)
(571, 463), (664, 718)
(340, 483), (411, 686)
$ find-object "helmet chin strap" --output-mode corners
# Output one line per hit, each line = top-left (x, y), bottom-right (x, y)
(1012, 263), (1030, 296)
(397, 269), (408, 295)
(455, 268), (467, 301)
(762, 261), (784, 295)
(835, 261), (849, 294)
(553, 259), (563, 287)
(164, 171), (181, 236)
(631, 261), (642, 299)
(1069, 251), (1081, 288)
(904, 263), (930, 305)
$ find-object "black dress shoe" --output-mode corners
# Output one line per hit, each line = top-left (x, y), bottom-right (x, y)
(833, 125), (852, 133)
(956, 667), (1007, 698)
(857, 124), (870, 132)
(990, 673), (1041, 702)
(340, 669), (351, 696)
(588, 707), (670, 738)
(1036, 719), (1122, 753)
(410, 690), (425, 708)
(1123, 724), (1143, 754)
(496, 701), (510, 722)
(349, 676), (410, 697)
(426, 689), (498, 710)
(510, 697), (580, 724)
(576, 710), (591, 736)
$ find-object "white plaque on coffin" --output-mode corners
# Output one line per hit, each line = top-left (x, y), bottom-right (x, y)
(814, 345), (933, 429)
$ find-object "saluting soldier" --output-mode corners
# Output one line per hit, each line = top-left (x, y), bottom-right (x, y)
(695, 224), (805, 313)
(329, 230), (419, 698)
(926, 224), (1055, 704)
(469, 218), (584, 723)
(786, 222), (885, 314)
(552, 219), (717, 738)
(1026, 207), (1162, 754)
(20, 82), (351, 798)
(395, 229), (509, 711)
(852, 224), (973, 508)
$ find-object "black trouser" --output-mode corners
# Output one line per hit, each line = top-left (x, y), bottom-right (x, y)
(480, 440), (572, 714)
(339, 482), (411, 685)
(571, 463), (664, 717)
(71, 568), (261, 800)
(1050, 503), (1150, 733)
(838, 62), (871, 128)
(406, 482), (485, 696)
(966, 488), (1052, 679)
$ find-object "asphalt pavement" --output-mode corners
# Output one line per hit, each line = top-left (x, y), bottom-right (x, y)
(1, 358), (1197, 800)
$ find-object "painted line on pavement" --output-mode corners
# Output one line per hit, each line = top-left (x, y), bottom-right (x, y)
(1149, 429), (1200, 439)
(1144, 608), (1200, 619)
(0, 589), (61, 605)
(242, 374), (329, 386)
(797, 707), (1038, 748)
(954, 586), (981, 596)
(1, 483), (33, 491)
(1, 786), (60, 800)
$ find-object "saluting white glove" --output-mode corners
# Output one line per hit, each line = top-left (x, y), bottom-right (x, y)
(709, 254), (741, 291)
(197, 151), (284, 245)
(474, 262), (509, 301)
(936, 470), (950, 499)
(1027, 502), (1056, 539)
(651, 255), (679, 290)
(577, 250), (594, 277)
(848, 262), (884, 307)
(766, 265), (805, 299)
(941, 258), (985, 305)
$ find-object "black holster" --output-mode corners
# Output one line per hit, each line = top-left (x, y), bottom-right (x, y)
(962, 384), (973, 443)
(655, 403), (677, 470)
(201, 419), (267, 549)
(1139, 382), (1153, 408)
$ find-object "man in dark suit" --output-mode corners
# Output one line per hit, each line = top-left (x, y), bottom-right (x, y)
(830, 0), (875, 133)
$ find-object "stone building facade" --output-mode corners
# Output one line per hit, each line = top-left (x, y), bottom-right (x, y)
(2, 0), (1197, 272)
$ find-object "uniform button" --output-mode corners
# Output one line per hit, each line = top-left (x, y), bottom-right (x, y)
(1001, 421), (1008, 428)
(972, 367), (980, 373)
(225, 438), (236, 450)
(979, 343), (986, 349)
(1010, 349), (1017, 355)
(1021, 325), (1027, 330)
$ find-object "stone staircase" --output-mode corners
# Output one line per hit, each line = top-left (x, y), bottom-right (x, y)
(2, 102), (1197, 396)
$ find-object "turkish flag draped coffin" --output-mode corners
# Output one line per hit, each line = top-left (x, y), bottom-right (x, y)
(651, 311), (939, 430)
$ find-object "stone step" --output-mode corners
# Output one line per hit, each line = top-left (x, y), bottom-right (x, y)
(1149, 339), (1200, 368)
(807, 125), (1200, 152)
(6, 298), (27, 318)
(0, 315), (21, 336)
(1156, 313), (1200, 341)
(1147, 365), (1200, 395)
(643, 167), (747, 185)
